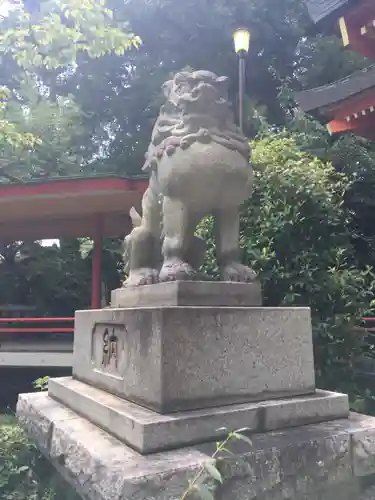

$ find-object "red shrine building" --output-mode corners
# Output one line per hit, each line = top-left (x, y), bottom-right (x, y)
(296, 0), (375, 139)
(0, 175), (147, 310)
(0, 175), (147, 369)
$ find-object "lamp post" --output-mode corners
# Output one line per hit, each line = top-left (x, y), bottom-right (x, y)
(233, 28), (250, 133)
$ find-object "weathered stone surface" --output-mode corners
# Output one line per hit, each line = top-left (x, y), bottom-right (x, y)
(18, 392), (209, 500)
(16, 391), (77, 452)
(16, 392), (375, 500)
(123, 71), (256, 287)
(111, 280), (262, 308)
(73, 306), (315, 412)
(359, 484), (375, 499)
(352, 426), (375, 477)
(48, 377), (349, 454)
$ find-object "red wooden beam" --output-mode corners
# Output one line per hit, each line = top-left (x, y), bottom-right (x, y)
(0, 177), (147, 200)
(0, 213), (132, 241)
(327, 119), (356, 134)
(329, 92), (375, 122)
(327, 113), (375, 136)
(0, 328), (74, 333)
(91, 218), (103, 309)
(0, 317), (74, 322)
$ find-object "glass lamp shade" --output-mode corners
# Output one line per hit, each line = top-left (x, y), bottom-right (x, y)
(233, 28), (250, 54)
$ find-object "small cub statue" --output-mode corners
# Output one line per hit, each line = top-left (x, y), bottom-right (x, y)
(124, 70), (256, 286)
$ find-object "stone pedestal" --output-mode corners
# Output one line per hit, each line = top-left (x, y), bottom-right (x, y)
(15, 282), (375, 499)
(72, 303), (315, 412)
(16, 393), (375, 500)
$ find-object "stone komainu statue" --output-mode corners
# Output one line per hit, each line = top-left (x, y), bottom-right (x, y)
(124, 70), (256, 286)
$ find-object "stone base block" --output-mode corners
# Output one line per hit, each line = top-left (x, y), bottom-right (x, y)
(73, 306), (315, 412)
(48, 377), (349, 454)
(111, 281), (262, 308)
(16, 392), (375, 500)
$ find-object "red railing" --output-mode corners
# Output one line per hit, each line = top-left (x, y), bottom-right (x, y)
(1, 315), (375, 335)
(0, 317), (74, 334)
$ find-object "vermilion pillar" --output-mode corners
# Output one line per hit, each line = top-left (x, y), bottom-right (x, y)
(91, 219), (102, 309)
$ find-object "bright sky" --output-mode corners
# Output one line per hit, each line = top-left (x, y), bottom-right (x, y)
(0, 0), (10, 17)
(41, 239), (60, 247)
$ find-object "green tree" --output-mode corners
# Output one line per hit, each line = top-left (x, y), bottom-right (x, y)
(198, 134), (374, 392)
(0, 81), (87, 181)
(43, 0), (312, 174)
(1, 0), (367, 178)
(290, 112), (375, 271)
(0, 0), (140, 180)
(0, 0), (140, 70)
(294, 35), (368, 91)
(0, 240), (91, 315)
(0, 86), (40, 180)
(47, 0), (369, 175)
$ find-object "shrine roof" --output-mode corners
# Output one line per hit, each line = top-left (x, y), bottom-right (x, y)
(304, 0), (352, 25)
(295, 64), (375, 113)
(0, 175), (148, 241)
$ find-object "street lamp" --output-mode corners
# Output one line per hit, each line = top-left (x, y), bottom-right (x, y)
(233, 28), (250, 133)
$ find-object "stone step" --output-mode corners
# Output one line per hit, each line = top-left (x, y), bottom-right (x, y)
(48, 377), (349, 454)
(0, 352), (72, 367)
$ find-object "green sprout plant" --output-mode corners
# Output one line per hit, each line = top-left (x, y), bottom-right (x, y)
(33, 376), (49, 391)
(180, 427), (253, 500)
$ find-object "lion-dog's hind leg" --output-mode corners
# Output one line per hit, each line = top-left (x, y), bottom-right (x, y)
(215, 207), (257, 282)
(123, 173), (162, 287)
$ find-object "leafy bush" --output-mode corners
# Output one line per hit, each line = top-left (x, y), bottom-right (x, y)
(0, 416), (78, 500)
(198, 134), (374, 393)
(0, 417), (49, 500)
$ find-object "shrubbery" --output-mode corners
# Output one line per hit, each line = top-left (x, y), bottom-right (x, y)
(0, 416), (78, 500)
(198, 133), (374, 394)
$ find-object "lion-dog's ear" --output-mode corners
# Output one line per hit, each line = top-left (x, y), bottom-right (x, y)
(162, 80), (173, 98)
(129, 207), (142, 227)
(216, 76), (229, 85)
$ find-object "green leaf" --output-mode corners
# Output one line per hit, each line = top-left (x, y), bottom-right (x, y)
(16, 465), (30, 473)
(203, 461), (223, 484)
(216, 427), (227, 433)
(231, 432), (253, 447)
